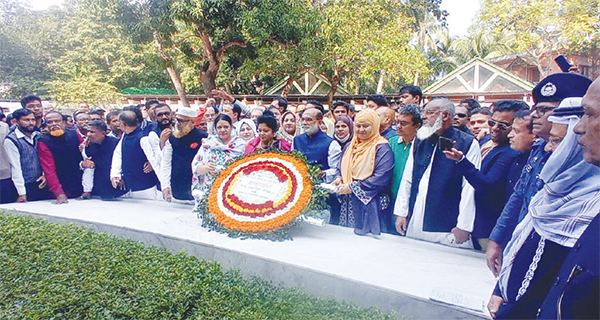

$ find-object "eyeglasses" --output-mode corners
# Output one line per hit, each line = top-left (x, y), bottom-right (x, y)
(533, 105), (555, 116)
(424, 108), (440, 116)
(301, 117), (316, 123)
(175, 118), (191, 124)
(488, 119), (511, 131)
(547, 136), (564, 147)
(455, 113), (468, 118)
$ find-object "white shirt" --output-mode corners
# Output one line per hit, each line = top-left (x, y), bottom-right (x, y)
(158, 140), (173, 190)
(394, 138), (481, 247)
(324, 140), (342, 183)
(3, 128), (42, 195)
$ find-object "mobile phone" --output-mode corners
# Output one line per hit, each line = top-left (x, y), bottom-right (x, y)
(555, 55), (571, 72)
(446, 233), (456, 244)
(439, 136), (455, 151)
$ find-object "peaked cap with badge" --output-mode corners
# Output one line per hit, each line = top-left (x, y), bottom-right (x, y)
(532, 72), (592, 104)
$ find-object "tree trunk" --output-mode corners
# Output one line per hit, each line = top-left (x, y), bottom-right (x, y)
(200, 66), (218, 98)
(590, 43), (599, 79)
(281, 76), (295, 96)
(414, 69), (420, 86)
(354, 74), (360, 95)
(153, 31), (190, 108)
(166, 66), (190, 108)
(376, 69), (386, 94)
(327, 70), (341, 106)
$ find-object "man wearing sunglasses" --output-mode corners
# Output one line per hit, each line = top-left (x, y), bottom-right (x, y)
(485, 72), (592, 277)
(444, 100), (529, 251)
(453, 103), (472, 136)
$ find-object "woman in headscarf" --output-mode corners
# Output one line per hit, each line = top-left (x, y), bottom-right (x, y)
(238, 118), (257, 143)
(321, 117), (335, 137)
(191, 114), (245, 207)
(334, 116), (353, 149)
(331, 109), (395, 236)
(487, 101), (600, 319)
(279, 111), (298, 144)
(244, 114), (291, 154)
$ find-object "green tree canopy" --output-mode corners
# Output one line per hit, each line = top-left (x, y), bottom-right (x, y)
(475, 0), (599, 78)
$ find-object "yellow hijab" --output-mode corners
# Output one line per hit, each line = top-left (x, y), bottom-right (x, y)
(340, 109), (389, 184)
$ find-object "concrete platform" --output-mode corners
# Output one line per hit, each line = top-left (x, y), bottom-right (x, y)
(0, 199), (496, 319)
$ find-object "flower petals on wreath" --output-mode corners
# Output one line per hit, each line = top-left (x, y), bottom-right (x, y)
(206, 151), (314, 233)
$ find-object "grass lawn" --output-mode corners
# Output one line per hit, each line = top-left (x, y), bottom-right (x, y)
(0, 212), (396, 319)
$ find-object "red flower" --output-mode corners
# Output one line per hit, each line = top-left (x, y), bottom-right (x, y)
(190, 142), (199, 149)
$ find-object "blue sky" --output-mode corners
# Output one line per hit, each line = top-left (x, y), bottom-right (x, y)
(30, 0), (480, 37)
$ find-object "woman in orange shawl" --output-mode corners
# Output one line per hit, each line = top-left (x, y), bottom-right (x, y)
(332, 108), (395, 236)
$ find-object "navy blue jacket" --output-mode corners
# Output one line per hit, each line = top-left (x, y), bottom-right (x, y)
(85, 136), (127, 199)
(409, 126), (475, 232)
(121, 127), (158, 191)
(39, 129), (83, 197)
(169, 128), (206, 200)
(505, 150), (530, 202)
(293, 129), (334, 171)
(456, 143), (520, 239)
(537, 214), (599, 320)
(489, 140), (551, 247)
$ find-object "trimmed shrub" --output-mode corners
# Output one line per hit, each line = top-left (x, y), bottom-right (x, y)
(0, 213), (396, 319)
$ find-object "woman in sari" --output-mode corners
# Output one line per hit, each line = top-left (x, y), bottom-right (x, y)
(191, 114), (245, 206)
(334, 116), (353, 149)
(244, 115), (291, 154)
(332, 109), (395, 236)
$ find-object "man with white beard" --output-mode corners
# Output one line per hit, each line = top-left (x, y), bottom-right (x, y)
(393, 97), (481, 248)
(159, 108), (207, 202)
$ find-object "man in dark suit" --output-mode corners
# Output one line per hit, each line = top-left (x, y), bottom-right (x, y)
(444, 100), (529, 251)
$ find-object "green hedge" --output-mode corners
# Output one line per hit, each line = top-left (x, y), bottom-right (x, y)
(0, 213), (396, 319)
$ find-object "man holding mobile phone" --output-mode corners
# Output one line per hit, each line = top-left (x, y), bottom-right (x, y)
(393, 97), (481, 248)
(443, 100), (529, 251)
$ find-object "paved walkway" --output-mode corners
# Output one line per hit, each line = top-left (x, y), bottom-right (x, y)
(1, 199), (495, 319)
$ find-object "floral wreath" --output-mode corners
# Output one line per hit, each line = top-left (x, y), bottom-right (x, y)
(196, 150), (328, 241)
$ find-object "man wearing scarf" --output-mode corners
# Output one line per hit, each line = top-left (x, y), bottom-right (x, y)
(332, 109), (395, 235)
(393, 97), (481, 248)
(37, 111), (84, 204)
(487, 91), (600, 319)
(159, 107), (206, 202)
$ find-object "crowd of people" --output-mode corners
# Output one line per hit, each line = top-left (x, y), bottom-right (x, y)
(0, 72), (598, 319)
